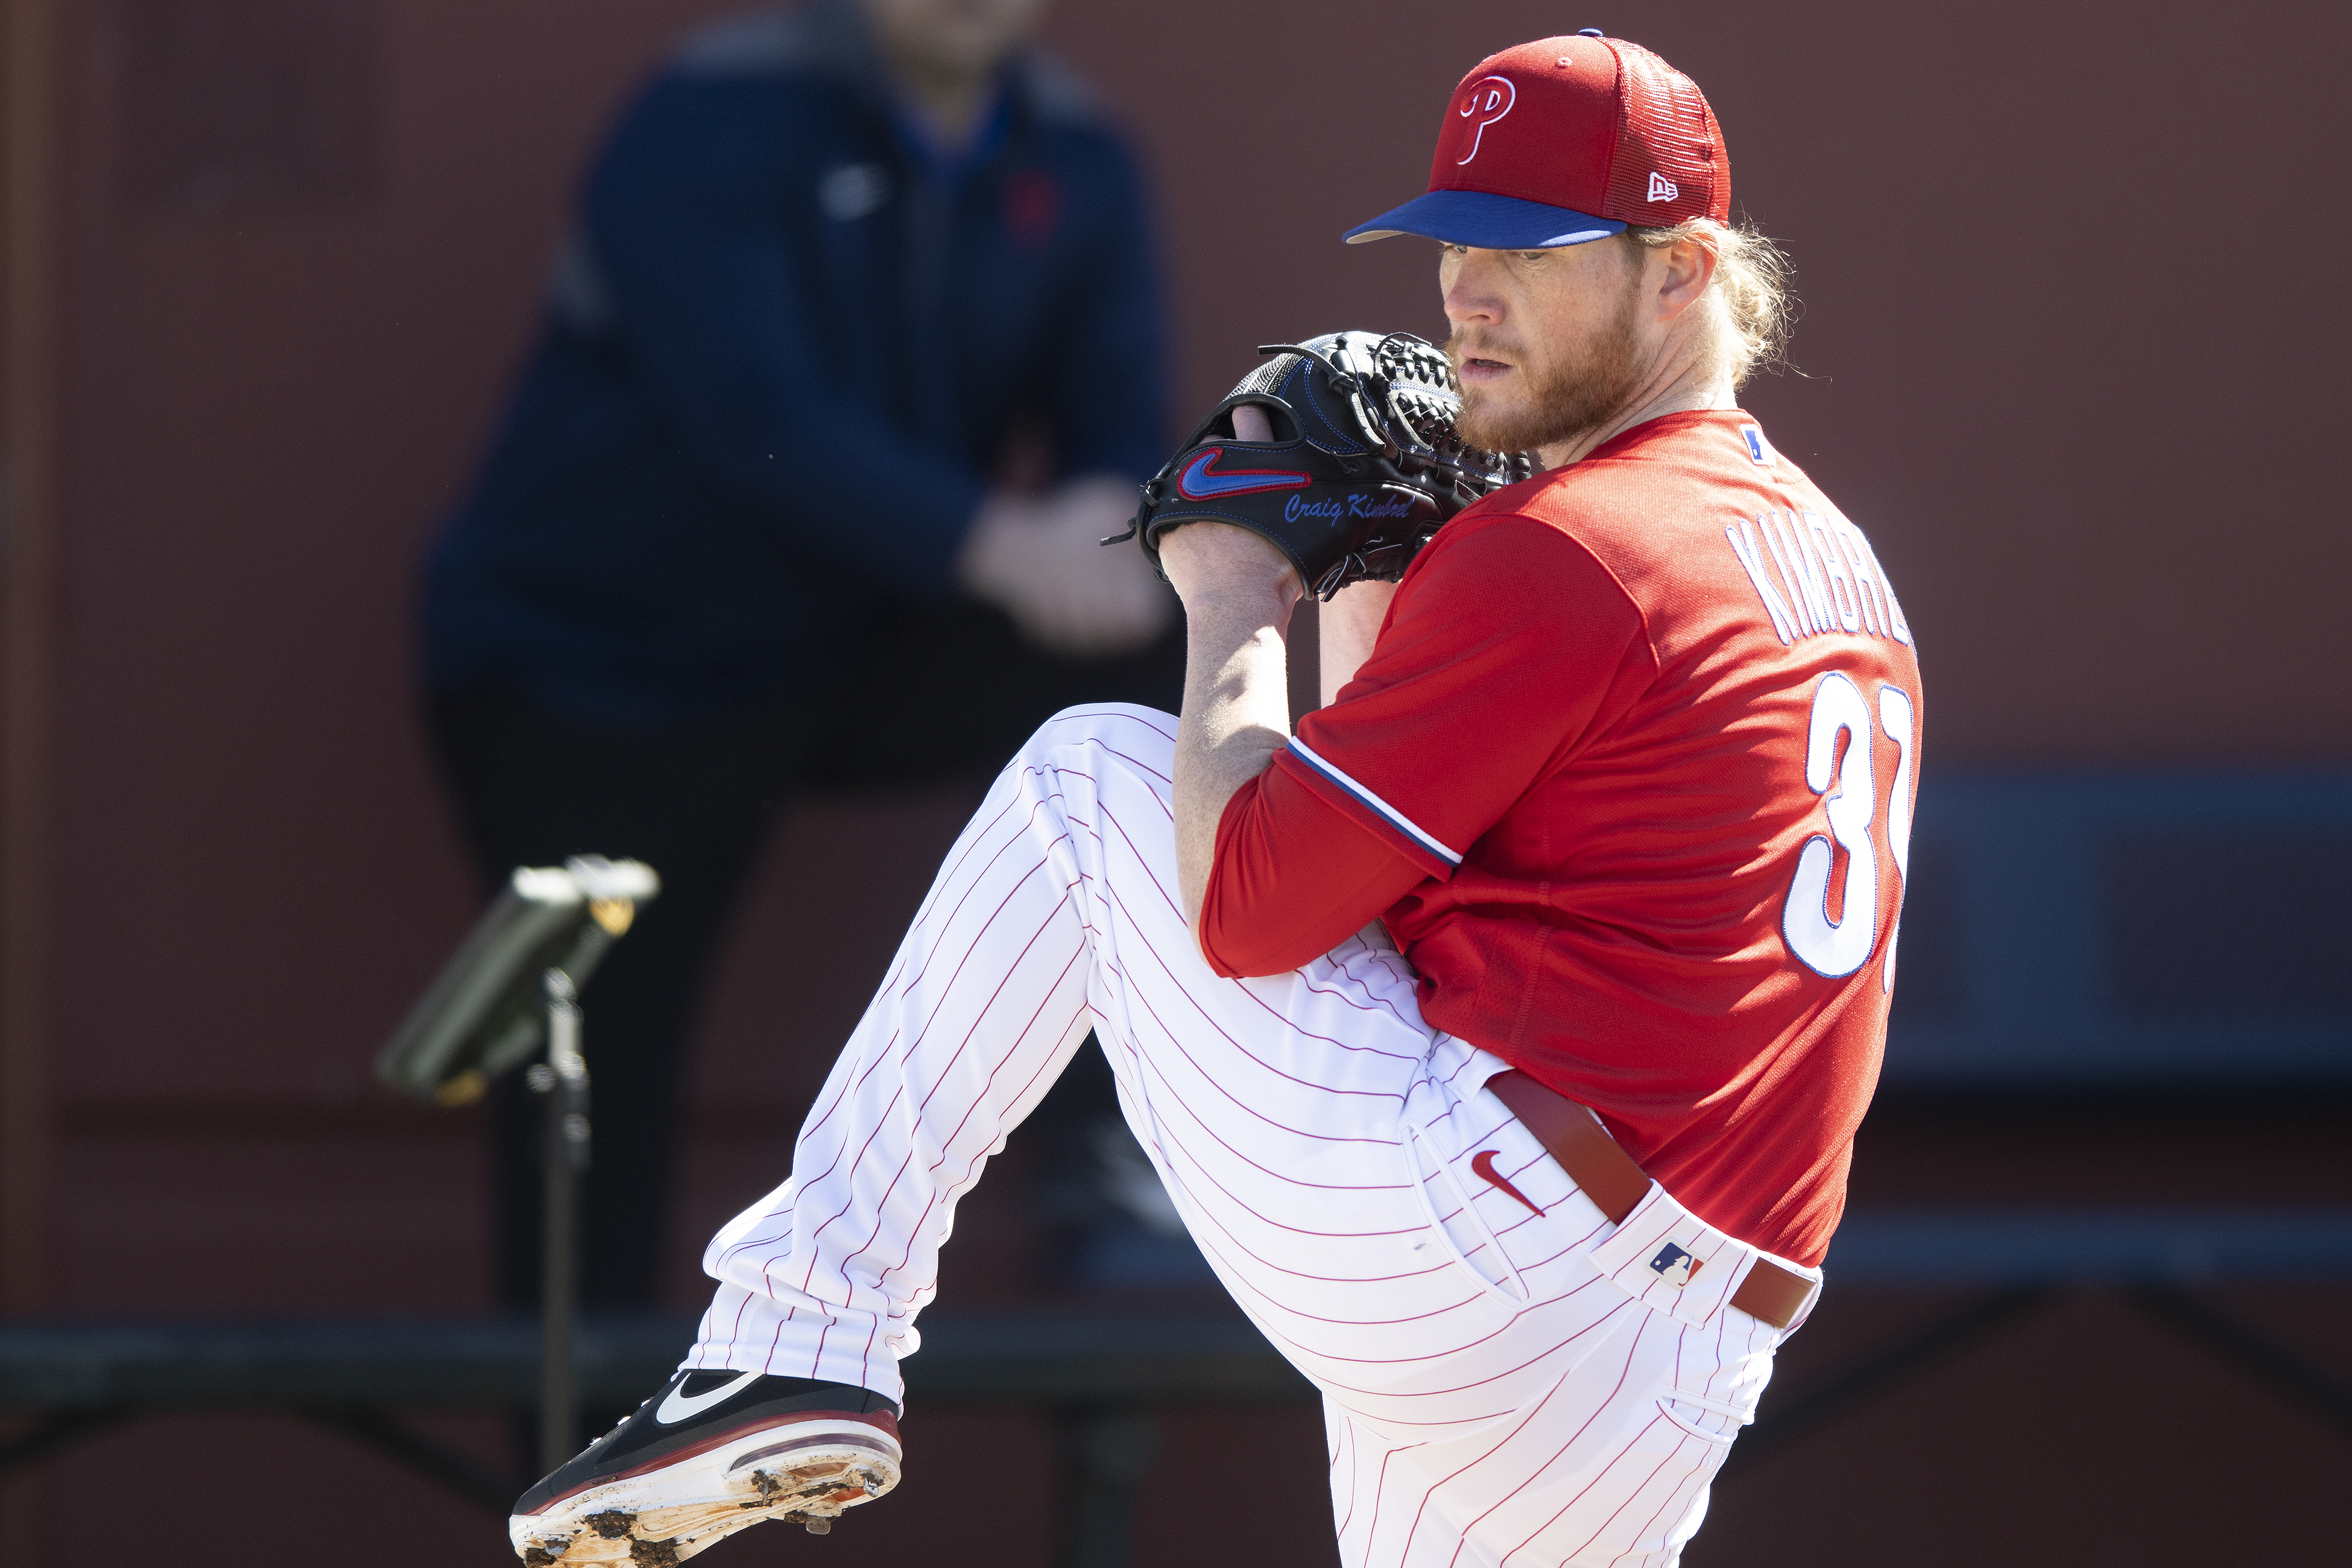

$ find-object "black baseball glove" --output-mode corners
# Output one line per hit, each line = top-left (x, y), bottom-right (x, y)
(1111, 330), (1534, 599)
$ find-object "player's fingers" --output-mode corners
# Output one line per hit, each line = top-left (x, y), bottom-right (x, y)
(1230, 403), (1276, 443)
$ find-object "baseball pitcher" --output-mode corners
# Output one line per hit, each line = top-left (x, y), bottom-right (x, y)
(511, 30), (1923, 1567)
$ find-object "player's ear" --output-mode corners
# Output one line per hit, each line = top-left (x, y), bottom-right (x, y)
(1652, 234), (1717, 323)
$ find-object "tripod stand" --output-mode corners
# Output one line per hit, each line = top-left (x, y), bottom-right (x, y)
(374, 855), (660, 1475)
(531, 967), (591, 1469)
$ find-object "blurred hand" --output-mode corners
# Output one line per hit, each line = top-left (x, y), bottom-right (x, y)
(958, 473), (1175, 656)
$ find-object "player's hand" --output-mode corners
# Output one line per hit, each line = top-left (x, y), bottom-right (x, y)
(1151, 402), (1304, 622)
(958, 474), (1177, 656)
(1153, 518), (1301, 621)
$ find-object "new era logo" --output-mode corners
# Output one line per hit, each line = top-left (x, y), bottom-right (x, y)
(1646, 171), (1680, 203)
(1648, 1242), (1704, 1288)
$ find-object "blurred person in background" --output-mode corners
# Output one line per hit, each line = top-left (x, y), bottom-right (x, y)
(417, 0), (1179, 1345)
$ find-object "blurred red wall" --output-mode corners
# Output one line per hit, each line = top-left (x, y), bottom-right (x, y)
(2, 2), (2347, 1565)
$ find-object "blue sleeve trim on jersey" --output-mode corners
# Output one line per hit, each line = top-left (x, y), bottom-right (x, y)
(1285, 738), (1462, 868)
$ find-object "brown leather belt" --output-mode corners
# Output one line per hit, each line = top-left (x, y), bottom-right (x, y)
(1485, 1071), (1815, 1330)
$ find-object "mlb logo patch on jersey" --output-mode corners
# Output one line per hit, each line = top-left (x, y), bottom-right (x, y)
(1648, 1242), (1704, 1288)
(1737, 424), (1774, 466)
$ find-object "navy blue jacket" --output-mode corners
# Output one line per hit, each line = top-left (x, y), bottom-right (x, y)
(423, 2), (1167, 726)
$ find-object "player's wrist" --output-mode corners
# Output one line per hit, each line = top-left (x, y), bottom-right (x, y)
(1158, 523), (1301, 613)
(1176, 589), (1300, 659)
(1176, 575), (1295, 616)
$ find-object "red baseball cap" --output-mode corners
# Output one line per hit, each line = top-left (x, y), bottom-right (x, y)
(1345, 31), (1730, 248)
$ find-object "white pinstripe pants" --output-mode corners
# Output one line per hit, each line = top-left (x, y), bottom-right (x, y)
(688, 706), (1794, 1567)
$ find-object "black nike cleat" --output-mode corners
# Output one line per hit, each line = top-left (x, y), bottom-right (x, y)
(508, 1370), (902, 1564)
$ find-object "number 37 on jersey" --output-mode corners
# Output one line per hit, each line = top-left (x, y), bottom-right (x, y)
(1788, 671), (1914, 993)
(1724, 507), (1920, 996)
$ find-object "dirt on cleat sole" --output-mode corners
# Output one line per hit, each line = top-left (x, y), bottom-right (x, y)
(517, 1446), (897, 1564)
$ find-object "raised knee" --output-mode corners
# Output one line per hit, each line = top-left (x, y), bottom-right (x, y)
(1023, 703), (1179, 760)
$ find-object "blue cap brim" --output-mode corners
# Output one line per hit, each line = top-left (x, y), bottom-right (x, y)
(1342, 190), (1625, 248)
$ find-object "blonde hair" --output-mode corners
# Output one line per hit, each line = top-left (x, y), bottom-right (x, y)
(1623, 218), (1794, 388)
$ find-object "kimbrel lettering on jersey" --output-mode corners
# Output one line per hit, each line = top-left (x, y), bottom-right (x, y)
(1723, 506), (1915, 649)
(1284, 737), (1464, 871)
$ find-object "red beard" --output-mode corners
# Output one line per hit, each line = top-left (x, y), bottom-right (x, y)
(1449, 290), (1644, 455)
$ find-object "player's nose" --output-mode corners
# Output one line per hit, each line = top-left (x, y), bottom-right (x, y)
(1440, 248), (1509, 329)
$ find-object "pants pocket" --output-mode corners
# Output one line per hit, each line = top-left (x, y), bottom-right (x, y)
(1652, 1307), (1782, 1449)
(1405, 1121), (1531, 1305)
(1655, 1394), (1743, 1446)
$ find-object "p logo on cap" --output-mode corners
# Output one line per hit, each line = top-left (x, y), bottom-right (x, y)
(1455, 75), (1516, 164)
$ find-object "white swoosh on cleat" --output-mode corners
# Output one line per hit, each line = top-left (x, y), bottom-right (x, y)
(655, 1370), (763, 1425)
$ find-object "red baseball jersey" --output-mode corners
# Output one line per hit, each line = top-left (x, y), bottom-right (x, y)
(1201, 409), (1923, 1266)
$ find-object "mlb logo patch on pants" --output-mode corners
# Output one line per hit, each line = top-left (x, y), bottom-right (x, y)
(1587, 1183), (1769, 1329)
(1648, 1241), (1704, 1288)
